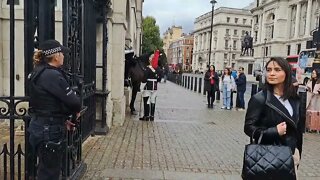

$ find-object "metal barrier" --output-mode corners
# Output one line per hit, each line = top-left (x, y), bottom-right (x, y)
(0, 1), (110, 179)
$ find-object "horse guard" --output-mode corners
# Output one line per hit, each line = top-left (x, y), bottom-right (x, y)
(0, 0), (111, 179)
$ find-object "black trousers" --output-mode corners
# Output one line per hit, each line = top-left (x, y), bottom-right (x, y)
(206, 85), (216, 105)
(37, 142), (63, 180)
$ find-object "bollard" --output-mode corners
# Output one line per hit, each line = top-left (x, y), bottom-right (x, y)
(216, 90), (220, 101)
(251, 84), (258, 97)
(181, 75), (183, 85)
(187, 76), (190, 89)
(191, 77), (194, 90)
(184, 76), (187, 88)
(198, 78), (202, 93)
(194, 77), (198, 92)
(299, 91), (307, 133)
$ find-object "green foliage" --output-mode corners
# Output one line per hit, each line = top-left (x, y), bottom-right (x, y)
(142, 16), (163, 54)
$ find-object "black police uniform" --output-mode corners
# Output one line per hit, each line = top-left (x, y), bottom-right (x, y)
(28, 63), (81, 180)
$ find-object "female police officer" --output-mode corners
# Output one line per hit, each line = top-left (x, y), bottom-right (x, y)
(28, 40), (81, 180)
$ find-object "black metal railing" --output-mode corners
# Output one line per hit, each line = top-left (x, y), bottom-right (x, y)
(0, 0), (111, 179)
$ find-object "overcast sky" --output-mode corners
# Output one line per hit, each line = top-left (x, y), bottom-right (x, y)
(143, 0), (254, 36)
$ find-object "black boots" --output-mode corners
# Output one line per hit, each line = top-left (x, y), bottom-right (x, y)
(139, 97), (149, 121)
(139, 97), (156, 121)
(150, 103), (155, 121)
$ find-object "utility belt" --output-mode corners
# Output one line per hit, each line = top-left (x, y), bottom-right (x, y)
(32, 115), (66, 126)
(145, 79), (158, 91)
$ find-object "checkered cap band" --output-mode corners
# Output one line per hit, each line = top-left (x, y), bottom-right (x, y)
(43, 47), (62, 56)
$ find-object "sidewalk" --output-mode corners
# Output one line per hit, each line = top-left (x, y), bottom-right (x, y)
(82, 81), (320, 180)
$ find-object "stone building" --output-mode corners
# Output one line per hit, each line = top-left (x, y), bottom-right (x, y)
(192, 7), (253, 73)
(0, 0), (143, 128)
(162, 25), (183, 56)
(167, 34), (194, 71)
(251, 0), (319, 69)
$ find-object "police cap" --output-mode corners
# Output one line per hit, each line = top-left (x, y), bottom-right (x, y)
(39, 39), (70, 56)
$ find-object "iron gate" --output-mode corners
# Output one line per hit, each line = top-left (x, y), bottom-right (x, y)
(0, 0), (110, 179)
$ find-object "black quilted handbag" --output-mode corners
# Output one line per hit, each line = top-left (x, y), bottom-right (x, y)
(241, 132), (296, 180)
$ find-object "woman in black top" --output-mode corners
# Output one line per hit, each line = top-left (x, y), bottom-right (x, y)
(244, 57), (304, 178)
(204, 65), (219, 108)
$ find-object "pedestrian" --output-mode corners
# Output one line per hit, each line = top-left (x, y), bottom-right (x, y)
(235, 67), (246, 111)
(230, 67), (237, 107)
(163, 66), (168, 83)
(220, 68), (235, 110)
(306, 68), (320, 107)
(139, 52), (162, 121)
(244, 57), (304, 178)
(27, 39), (81, 180)
(204, 65), (219, 108)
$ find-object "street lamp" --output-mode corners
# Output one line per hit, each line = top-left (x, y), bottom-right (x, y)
(208, 0), (217, 66)
(262, 38), (267, 69)
(229, 45), (232, 67)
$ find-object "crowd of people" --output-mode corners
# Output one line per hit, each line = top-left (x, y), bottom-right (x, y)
(203, 65), (247, 111)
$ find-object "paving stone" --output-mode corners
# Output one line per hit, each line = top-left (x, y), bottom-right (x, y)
(82, 81), (320, 179)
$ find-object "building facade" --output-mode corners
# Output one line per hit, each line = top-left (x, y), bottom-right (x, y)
(192, 7), (253, 72)
(167, 34), (194, 71)
(0, 0), (143, 128)
(251, 0), (319, 70)
(162, 25), (183, 56)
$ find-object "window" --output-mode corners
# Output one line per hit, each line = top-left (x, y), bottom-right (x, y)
(265, 47), (269, 56)
(232, 54), (236, 59)
(224, 53), (228, 59)
(234, 30), (238, 36)
(7, 0), (19, 5)
(243, 19), (247, 25)
(297, 44), (301, 54)
(242, 30), (246, 36)
(248, 64), (253, 75)
(255, 16), (259, 23)
(225, 40), (229, 49)
(254, 31), (258, 42)
(227, 17), (230, 23)
(226, 29), (230, 35)
(235, 18), (239, 24)
(233, 40), (237, 49)
(287, 45), (291, 55)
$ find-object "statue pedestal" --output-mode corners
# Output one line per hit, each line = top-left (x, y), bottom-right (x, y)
(236, 56), (256, 82)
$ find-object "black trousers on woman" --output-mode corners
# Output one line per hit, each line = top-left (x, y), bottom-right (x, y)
(207, 85), (216, 108)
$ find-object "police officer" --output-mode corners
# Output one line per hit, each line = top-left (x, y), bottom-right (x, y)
(139, 53), (161, 121)
(27, 39), (81, 180)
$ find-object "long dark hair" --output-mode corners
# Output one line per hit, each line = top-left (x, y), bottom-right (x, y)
(265, 57), (298, 100)
(207, 65), (215, 72)
(312, 68), (320, 83)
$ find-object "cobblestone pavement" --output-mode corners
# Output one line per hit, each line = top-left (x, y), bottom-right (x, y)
(82, 81), (320, 180)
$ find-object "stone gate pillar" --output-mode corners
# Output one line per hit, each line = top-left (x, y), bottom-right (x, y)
(109, 0), (127, 126)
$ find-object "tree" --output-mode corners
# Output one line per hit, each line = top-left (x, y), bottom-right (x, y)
(141, 16), (163, 54)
